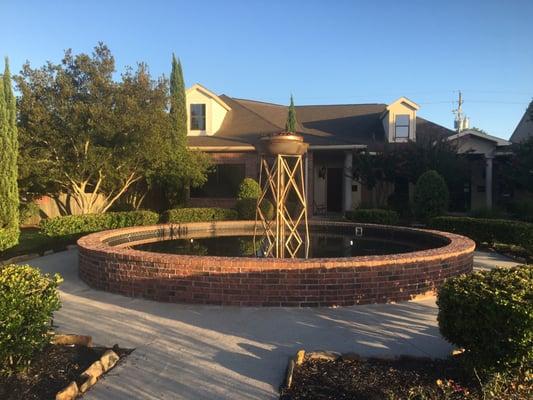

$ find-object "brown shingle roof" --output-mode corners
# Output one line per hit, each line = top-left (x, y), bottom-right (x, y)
(188, 95), (455, 149)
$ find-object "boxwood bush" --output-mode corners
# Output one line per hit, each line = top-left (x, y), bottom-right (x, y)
(345, 209), (399, 225)
(437, 265), (532, 370)
(0, 226), (19, 251)
(237, 178), (262, 200)
(235, 198), (274, 220)
(0, 264), (62, 375)
(163, 207), (238, 223)
(40, 210), (159, 237)
(431, 216), (533, 253)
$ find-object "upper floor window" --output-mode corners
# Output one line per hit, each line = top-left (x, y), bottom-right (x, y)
(190, 104), (206, 130)
(395, 114), (410, 139)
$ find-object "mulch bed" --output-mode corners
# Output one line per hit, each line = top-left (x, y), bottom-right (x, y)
(281, 356), (480, 400)
(0, 344), (131, 400)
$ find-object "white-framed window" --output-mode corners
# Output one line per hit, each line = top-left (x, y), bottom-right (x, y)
(190, 104), (206, 130)
(394, 114), (410, 139)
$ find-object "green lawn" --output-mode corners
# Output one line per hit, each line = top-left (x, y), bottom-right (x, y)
(0, 228), (80, 261)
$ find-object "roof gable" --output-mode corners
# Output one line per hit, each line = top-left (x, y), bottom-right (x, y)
(186, 83), (231, 111)
(510, 103), (533, 143)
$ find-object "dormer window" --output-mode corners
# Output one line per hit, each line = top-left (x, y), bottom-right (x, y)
(190, 104), (206, 130)
(395, 115), (410, 139)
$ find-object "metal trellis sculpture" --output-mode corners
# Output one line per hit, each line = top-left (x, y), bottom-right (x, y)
(254, 133), (309, 258)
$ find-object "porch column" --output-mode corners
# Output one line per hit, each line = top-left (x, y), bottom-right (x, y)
(343, 151), (353, 213)
(485, 155), (493, 209)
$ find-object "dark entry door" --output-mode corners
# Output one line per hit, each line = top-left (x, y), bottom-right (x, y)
(327, 168), (343, 212)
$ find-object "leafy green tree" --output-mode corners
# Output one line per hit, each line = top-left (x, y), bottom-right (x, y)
(16, 43), (207, 214)
(502, 136), (533, 194)
(146, 55), (211, 209)
(0, 58), (19, 246)
(285, 95), (297, 133)
(353, 134), (468, 208)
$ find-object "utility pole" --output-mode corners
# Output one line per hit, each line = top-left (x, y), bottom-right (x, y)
(453, 90), (469, 132)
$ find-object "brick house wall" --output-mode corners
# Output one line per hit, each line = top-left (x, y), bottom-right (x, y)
(187, 151), (259, 208)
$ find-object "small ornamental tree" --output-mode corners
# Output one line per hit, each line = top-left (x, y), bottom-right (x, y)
(285, 95), (297, 133)
(413, 170), (449, 221)
(0, 58), (19, 249)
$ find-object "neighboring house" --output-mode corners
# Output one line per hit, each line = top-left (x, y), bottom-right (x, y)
(447, 130), (512, 210)
(184, 84), (456, 214)
(510, 102), (533, 143)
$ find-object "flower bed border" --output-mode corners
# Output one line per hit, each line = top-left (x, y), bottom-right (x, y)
(53, 334), (121, 400)
(77, 221), (475, 307)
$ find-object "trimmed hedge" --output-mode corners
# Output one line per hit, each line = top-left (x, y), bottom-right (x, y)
(0, 226), (19, 251)
(431, 216), (533, 253)
(0, 264), (62, 375)
(437, 264), (533, 370)
(40, 210), (159, 237)
(345, 209), (399, 225)
(163, 207), (238, 223)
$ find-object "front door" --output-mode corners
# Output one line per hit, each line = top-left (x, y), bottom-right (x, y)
(327, 168), (343, 212)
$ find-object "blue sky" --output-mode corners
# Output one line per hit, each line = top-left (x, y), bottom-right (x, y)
(3, 0), (532, 139)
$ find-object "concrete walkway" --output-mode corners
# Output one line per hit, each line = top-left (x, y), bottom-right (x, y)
(26, 250), (519, 400)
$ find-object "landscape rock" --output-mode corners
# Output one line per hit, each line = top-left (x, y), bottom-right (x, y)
(55, 381), (78, 400)
(295, 349), (305, 365)
(100, 349), (120, 371)
(52, 334), (93, 347)
(307, 351), (341, 361)
(82, 360), (104, 380)
(78, 375), (96, 393)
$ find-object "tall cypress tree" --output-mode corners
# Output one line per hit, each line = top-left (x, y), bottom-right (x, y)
(169, 54), (187, 147)
(0, 57), (19, 247)
(285, 95), (297, 133)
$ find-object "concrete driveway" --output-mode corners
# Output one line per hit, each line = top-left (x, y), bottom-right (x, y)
(26, 249), (517, 400)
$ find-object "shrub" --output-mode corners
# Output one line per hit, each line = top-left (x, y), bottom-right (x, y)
(236, 198), (274, 220)
(163, 207), (238, 223)
(40, 210), (159, 237)
(507, 200), (533, 223)
(19, 202), (41, 225)
(437, 264), (533, 371)
(413, 170), (449, 221)
(468, 206), (506, 220)
(0, 226), (19, 251)
(0, 264), (62, 375)
(345, 209), (399, 225)
(431, 216), (533, 253)
(237, 178), (262, 200)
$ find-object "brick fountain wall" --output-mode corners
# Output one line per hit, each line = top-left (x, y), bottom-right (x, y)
(78, 221), (475, 307)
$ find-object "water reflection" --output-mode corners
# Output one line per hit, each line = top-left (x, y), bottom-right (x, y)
(134, 233), (430, 258)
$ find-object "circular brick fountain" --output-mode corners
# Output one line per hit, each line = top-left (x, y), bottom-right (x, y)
(77, 220), (475, 307)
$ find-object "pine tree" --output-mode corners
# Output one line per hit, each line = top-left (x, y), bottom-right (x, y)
(169, 54), (187, 147)
(285, 95), (297, 133)
(0, 57), (19, 246)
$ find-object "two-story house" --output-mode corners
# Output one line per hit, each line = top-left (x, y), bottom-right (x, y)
(184, 84), (458, 215)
